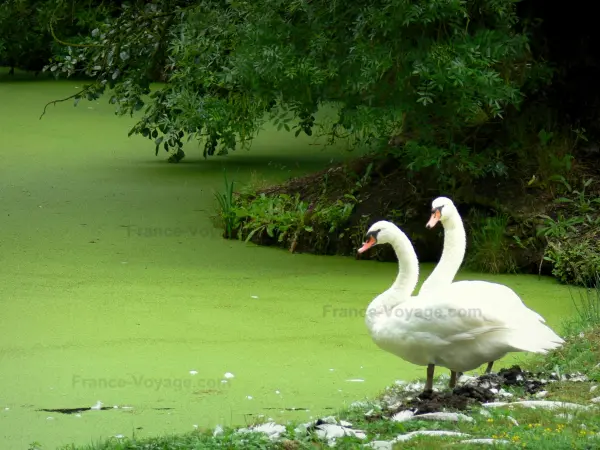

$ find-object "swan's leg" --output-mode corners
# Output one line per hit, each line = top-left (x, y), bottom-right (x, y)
(425, 364), (435, 391)
(449, 371), (457, 388)
(485, 362), (494, 374)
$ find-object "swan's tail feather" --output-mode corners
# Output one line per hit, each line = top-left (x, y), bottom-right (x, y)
(504, 323), (564, 354)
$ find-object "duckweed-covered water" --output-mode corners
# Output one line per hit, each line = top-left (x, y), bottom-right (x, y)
(0, 74), (575, 449)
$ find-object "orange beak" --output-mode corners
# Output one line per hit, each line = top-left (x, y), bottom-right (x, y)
(426, 210), (441, 229)
(358, 236), (377, 253)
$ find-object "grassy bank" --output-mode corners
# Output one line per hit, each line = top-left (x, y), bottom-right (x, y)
(215, 146), (600, 288)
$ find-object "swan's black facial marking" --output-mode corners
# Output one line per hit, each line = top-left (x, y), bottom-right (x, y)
(431, 204), (445, 215)
(365, 229), (381, 242)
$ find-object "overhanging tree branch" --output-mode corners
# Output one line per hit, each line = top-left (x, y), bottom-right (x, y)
(49, 21), (104, 48)
(39, 85), (95, 120)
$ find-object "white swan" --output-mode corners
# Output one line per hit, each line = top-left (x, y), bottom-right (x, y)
(358, 220), (564, 392)
(419, 197), (554, 383)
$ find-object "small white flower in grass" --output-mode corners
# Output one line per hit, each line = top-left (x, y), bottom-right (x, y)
(275, 390), (280, 394)
(224, 372), (234, 379)
(75, 414), (81, 418)
(4, 408), (9, 411)
(193, 425), (198, 429)
(221, 380), (228, 384)
(114, 435), (124, 439)
(329, 368), (334, 371)
(189, 370), (198, 375)
(246, 395), (253, 400)
(251, 295), (259, 299)
(113, 405), (118, 409)
(213, 425), (223, 436)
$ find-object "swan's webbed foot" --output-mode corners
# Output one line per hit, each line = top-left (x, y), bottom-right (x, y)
(485, 361), (494, 374)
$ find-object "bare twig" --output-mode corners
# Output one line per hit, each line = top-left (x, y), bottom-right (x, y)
(39, 86), (93, 120)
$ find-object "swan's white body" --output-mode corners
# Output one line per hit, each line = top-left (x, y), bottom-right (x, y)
(361, 220), (564, 374)
(418, 198), (549, 366)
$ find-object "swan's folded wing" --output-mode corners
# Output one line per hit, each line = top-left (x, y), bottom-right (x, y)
(454, 281), (546, 322)
(388, 296), (510, 344)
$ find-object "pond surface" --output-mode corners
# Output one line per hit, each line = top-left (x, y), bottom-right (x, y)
(0, 75), (575, 449)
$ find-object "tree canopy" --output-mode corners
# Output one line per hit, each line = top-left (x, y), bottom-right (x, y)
(33, 1), (540, 160)
(3, 1), (599, 173)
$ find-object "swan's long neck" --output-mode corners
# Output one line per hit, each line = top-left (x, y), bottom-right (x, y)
(419, 212), (467, 294)
(420, 214), (466, 292)
(367, 227), (420, 317)
(389, 230), (420, 297)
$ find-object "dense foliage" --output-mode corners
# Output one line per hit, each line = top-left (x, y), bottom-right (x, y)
(38, 0), (545, 166)
(0, 0), (118, 73)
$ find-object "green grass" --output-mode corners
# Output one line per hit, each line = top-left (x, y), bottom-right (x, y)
(213, 169), (237, 238)
(465, 211), (517, 274)
(0, 69), (586, 449)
